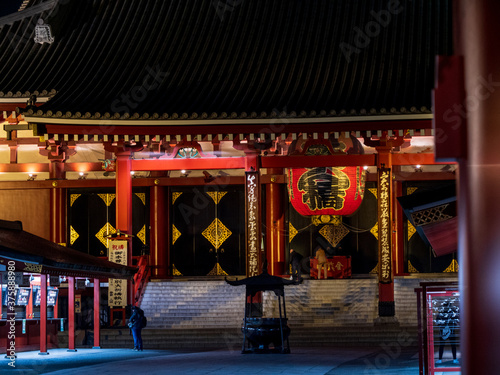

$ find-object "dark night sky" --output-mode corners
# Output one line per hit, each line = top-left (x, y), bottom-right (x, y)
(0, 0), (24, 17)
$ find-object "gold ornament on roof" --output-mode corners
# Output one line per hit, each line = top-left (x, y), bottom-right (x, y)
(370, 222), (379, 240)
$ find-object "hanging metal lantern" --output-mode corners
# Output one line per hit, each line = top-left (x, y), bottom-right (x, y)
(287, 166), (366, 216)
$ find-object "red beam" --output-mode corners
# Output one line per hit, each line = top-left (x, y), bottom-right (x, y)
(0, 163), (50, 173)
(132, 157), (246, 171)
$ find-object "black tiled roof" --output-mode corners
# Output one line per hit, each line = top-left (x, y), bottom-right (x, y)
(0, 0), (452, 121)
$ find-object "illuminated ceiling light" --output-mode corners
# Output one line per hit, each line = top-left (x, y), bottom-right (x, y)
(78, 172), (88, 180)
(28, 173), (37, 181)
(363, 166), (369, 171)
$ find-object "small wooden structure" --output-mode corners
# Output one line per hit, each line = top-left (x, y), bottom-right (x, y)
(226, 267), (298, 354)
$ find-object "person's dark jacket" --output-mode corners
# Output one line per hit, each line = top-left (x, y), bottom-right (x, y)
(290, 250), (303, 266)
(129, 307), (144, 329)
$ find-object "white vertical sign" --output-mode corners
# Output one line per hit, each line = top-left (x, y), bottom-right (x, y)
(108, 240), (128, 307)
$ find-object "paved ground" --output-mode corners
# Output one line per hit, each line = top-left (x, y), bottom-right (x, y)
(1, 347), (460, 375)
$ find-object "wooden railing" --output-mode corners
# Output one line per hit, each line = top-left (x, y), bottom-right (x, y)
(133, 255), (151, 306)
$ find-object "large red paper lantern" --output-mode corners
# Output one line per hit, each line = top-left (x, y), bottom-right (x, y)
(287, 166), (366, 216)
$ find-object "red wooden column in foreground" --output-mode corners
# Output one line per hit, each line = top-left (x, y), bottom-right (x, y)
(115, 149), (134, 304)
(266, 168), (285, 276)
(453, 1), (500, 373)
(67, 276), (76, 352)
(93, 278), (100, 349)
(39, 274), (49, 355)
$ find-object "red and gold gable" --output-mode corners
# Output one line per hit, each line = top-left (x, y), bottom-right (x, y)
(287, 167), (366, 216)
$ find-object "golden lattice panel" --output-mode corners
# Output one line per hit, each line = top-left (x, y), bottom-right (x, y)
(70, 194), (81, 207)
(98, 193), (116, 207)
(289, 222), (298, 243)
(202, 218), (232, 249)
(96, 222), (116, 247)
(369, 222), (378, 240)
(207, 263), (228, 276)
(408, 222), (416, 239)
(368, 188), (377, 199)
(319, 224), (349, 247)
(135, 193), (146, 205)
(136, 225), (146, 244)
(172, 225), (181, 245)
(70, 225), (79, 245)
(207, 191), (228, 205)
(443, 259), (459, 273)
(172, 192), (182, 205)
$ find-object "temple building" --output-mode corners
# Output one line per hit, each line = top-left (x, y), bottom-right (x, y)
(1, 0), (498, 373)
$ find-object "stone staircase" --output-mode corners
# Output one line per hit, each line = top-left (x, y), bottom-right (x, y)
(90, 275), (457, 349)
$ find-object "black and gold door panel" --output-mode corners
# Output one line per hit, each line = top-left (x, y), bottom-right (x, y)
(171, 187), (245, 276)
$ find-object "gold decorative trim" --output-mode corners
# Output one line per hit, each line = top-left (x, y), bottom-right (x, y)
(408, 222), (416, 239)
(172, 264), (183, 276)
(96, 222), (116, 247)
(443, 259), (459, 273)
(135, 193), (146, 205)
(369, 263), (379, 274)
(23, 263), (43, 273)
(202, 218), (232, 249)
(319, 223), (349, 247)
(98, 193), (115, 207)
(70, 225), (79, 245)
(172, 225), (181, 245)
(207, 191), (228, 205)
(137, 225), (146, 244)
(172, 192), (182, 205)
(407, 187), (418, 195)
(370, 222), (378, 240)
(311, 215), (341, 226)
(289, 222), (298, 243)
(408, 260), (419, 273)
(70, 194), (81, 207)
(368, 188), (377, 199)
(207, 262), (229, 276)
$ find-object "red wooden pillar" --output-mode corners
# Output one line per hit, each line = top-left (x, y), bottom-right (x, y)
(266, 168), (285, 276)
(456, 1), (500, 373)
(50, 186), (66, 245)
(150, 184), (167, 278)
(39, 274), (49, 355)
(93, 278), (100, 349)
(115, 150), (133, 303)
(67, 276), (76, 352)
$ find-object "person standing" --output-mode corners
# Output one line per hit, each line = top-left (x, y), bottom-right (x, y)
(289, 249), (303, 281)
(315, 248), (328, 280)
(129, 305), (145, 351)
